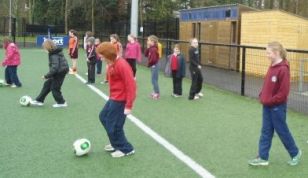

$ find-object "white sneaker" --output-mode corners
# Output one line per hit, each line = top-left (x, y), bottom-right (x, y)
(10, 84), (17, 88)
(194, 95), (200, 100)
(30, 100), (44, 106)
(52, 102), (68, 108)
(197, 92), (204, 97)
(172, 93), (181, 98)
(111, 150), (135, 158)
(104, 144), (115, 152)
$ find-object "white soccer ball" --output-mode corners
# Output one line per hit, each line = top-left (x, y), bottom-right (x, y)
(73, 138), (91, 156)
(19, 96), (32, 106)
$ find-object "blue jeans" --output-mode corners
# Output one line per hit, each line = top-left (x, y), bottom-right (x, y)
(5, 66), (22, 87)
(151, 64), (160, 94)
(258, 103), (299, 160)
(96, 60), (102, 74)
(99, 100), (134, 154)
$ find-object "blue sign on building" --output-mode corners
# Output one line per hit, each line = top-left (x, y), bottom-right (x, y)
(180, 5), (239, 22)
(37, 35), (69, 47)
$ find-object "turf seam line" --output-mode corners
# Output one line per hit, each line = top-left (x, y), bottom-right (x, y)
(74, 73), (215, 178)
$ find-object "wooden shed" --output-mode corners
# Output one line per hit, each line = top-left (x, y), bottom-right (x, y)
(179, 4), (255, 70)
(240, 10), (308, 80)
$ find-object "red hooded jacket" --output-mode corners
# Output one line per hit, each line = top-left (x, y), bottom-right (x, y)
(108, 58), (136, 109)
(259, 60), (290, 106)
(145, 44), (159, 67)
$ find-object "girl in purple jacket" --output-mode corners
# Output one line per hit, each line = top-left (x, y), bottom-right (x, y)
(1, 37), (22, 88)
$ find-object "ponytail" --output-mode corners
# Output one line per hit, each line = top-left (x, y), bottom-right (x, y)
(267, 41), (287, 60)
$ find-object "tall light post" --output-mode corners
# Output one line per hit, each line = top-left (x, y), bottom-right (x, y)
(9, 0), (12, 37)
(130, 0), (139, 36)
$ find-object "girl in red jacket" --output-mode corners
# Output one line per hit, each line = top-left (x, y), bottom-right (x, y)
(1, 37), (22, 88)
(96, 42), (136, 158)
(248, 42), (301, 166)
(145, 35), (160, 100)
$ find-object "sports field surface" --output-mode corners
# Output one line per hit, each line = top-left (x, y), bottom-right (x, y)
(1, 49), (307, 178)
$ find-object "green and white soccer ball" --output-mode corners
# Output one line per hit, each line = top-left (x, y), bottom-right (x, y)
(19, 96), (32, 106)
(73, 138), (91, 156)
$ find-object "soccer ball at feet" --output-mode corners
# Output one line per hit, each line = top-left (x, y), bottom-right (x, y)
(73, 138), (91, 156)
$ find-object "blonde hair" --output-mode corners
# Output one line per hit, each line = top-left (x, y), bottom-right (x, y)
(42, 39), (57, 52)
(190, 38), (198, 43)
(173, 44), (181, 51)
(148, 35), (158, 44)
(3, 36), (12, 44)
(267, 41), (287, 60)
(128, 34), (136, 39)
(3, 36), (12, 49)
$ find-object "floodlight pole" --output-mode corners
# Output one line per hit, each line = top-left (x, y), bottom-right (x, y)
(130, 0), (139, 36)
(9, 0), (12, 37)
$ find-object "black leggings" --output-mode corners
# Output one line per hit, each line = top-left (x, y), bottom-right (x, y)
(36, 72), (67, 104)
(172, 71), (183, 95)
(87, 62), (96, 83)
(189, 68), (203, 99)
(126, 58), (137, 77)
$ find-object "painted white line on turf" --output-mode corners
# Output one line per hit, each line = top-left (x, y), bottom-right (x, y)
(75, 73), (215, 178)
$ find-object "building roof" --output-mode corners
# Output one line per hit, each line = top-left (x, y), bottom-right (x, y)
(179, 4), (254, 12)
(241, 9), (308, 21)
(179, 4), (256, 22)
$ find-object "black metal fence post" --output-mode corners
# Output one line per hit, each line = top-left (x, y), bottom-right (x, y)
(199, 43), (202, 64)
(12, 17), (16, 43)
(165, 39), (169, 58)
(241, 47), (246, 96)
(23, 32), (26, 48)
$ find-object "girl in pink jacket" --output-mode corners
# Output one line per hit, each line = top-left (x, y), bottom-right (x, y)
(124, 34), (142, 77)
(2, 37), (22, 87)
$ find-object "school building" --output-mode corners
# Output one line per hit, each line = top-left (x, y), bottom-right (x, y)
(240, 10), (308, 80)
(179, 4), (308, 81)
(179, 4), (255, 70)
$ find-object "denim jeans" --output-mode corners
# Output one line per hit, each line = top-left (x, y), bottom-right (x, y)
(5, 66), (22, 87)
(96, 60), (102, 74)
(99, 100), (134, 154)
(258, 103), (299, 160)
(151, 64), (160, 94)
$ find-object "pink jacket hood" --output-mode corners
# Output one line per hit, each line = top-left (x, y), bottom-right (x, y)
(2, 43), (21, 66)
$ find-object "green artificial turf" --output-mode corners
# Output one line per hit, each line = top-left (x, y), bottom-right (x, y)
(0, 49), (307, 178)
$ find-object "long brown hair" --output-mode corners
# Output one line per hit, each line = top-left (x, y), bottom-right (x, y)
(69, 29), (78, 36)
(110, 34), (120, 42)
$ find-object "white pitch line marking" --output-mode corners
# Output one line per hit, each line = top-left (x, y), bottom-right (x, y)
(74, 73), (215, 178)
